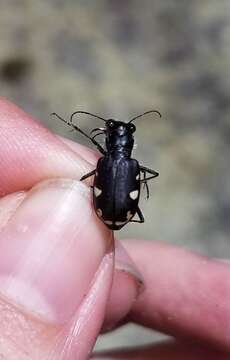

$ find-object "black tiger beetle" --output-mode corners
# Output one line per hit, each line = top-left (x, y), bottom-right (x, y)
(52, 110), (161, 230)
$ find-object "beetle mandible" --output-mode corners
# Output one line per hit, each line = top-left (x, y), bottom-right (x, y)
(52, 110), (161, 230)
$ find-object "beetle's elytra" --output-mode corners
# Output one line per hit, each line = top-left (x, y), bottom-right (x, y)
(52, 110), (160, 230)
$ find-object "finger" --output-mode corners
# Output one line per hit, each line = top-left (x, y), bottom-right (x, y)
(92, 341), (229, 360)
(102, 240), (144, 332)
(123, 240), (230, 351)
(58, 135), (99, 166)
(0, 98), (94, 196)
(0, 179), (113, 359)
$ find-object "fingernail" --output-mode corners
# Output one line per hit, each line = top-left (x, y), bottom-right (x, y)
(0, 191), (26, 230)
(0, 179), (112, 323)
(115, 240), (144, 292)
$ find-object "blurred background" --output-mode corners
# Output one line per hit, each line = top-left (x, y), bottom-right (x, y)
(0, 0), (230, 352)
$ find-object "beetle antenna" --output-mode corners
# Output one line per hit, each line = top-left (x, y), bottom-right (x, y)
(128, 110), (162, 123)
(71, 111), (106, 123)
(51, 112), (98, 143)
(51, 111), (106, 154)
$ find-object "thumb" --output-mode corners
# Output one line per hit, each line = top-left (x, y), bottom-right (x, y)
(0, 179), (114, 359)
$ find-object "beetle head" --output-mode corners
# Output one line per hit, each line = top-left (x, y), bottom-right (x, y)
(106, 119), (136, 135)
(105, 119), (136, 154)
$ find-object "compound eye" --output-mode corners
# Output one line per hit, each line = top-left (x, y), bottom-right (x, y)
(107, 119), (115, 128)
(128, 123), (136, 133)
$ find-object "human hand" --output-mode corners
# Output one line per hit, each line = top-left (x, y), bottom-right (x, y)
(0, 98), (229, 359)
(0, 98), (141, 359)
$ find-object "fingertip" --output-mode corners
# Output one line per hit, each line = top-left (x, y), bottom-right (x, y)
(0, 99), (92, 195)
(57, 135), (99, 165)
(102, 240), (144, 332)
(0, 179), (114, 359)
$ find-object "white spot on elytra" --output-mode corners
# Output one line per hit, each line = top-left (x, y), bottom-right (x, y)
(97, 208), (102, 217)
(115, 220), (127, 226)
(104, 220), (113, 225)
(129, 190), (139, 200)
(126, 211), (133, 220)
(94, 186), (102, 197)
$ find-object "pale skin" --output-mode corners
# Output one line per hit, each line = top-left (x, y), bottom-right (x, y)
(0, 98), (229, 359)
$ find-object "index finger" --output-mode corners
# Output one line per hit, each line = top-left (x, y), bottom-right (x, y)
(0, 98), (94, 196)
(124, 240), (230, 352)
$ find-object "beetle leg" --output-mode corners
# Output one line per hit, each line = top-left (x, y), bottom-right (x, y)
(140, 166), (159, 181)
(144, 182), (150, 199)
(130, 207), (145, 223)
(140, 166), (158, 199)
(92, 132), (104, 140)
(142, 171), (150, 199)
(80, 169), (96, 181)
(51, 113), (106, 155)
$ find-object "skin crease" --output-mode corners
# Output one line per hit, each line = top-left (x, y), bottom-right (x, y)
(0, 98), (229, 359)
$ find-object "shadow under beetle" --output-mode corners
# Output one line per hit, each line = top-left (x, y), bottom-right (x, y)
(52, 110), (161, 230)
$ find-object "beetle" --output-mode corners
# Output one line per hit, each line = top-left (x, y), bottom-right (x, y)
(51, 110), (160, 230)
